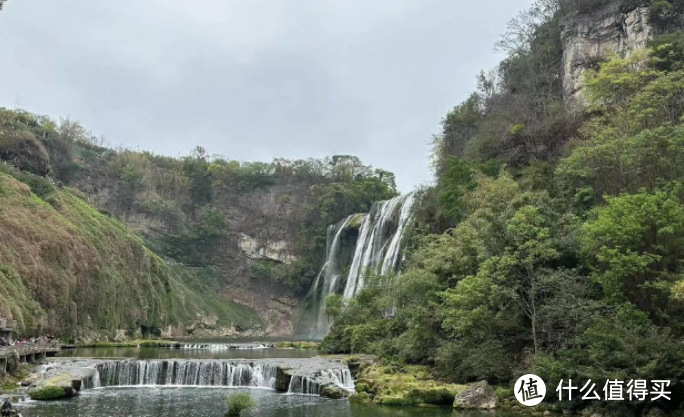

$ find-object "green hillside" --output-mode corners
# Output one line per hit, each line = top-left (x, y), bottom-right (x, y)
(0, 165), (258, 339)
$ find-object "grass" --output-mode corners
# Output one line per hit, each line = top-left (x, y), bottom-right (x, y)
(0, 171), (260, 340)
(29, 386), (67, 401)
(350, 364), (467, 407)
(275, 341), (320, 350)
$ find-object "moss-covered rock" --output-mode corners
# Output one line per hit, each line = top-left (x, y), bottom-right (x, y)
(29, 385), (69, 401)
(350, 363), (465, 408)
(320, 385), (351, 399)
(28, 373), (79, 401)
(453, 380), (496, 410)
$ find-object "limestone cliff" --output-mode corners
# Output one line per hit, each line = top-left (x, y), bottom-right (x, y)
(561, 3), (653, 107)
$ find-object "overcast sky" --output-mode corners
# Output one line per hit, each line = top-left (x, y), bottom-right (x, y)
(0, 0), (533, 192)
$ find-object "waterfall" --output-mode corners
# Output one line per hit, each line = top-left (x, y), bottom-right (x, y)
(287, 369), (354, 395)
(343, 193), (416, 298)
(82, 359), (354, 396)
(307, 216), (355, 339)
(177, 343), (269, 350)
(92, 360), (278, 389)
(287, 375), (321, 395)
(301, 192), (417, 339)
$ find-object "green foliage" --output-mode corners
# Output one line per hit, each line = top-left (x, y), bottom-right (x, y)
(650, 0), (684, 31)
(435, 158), (477, 221)
(324, 293), (345, 321)
(433, 93), (483, 173)
(650, 32), (684, 71)
(224, 392), (255, 416)
(582, 189), (684, 320)
(250, 260), (274, 279)
(164, 206), (229, 263)
(29, 386), (67, 401)
(347, 364), (465, 407)
(0, 172), (258, 338)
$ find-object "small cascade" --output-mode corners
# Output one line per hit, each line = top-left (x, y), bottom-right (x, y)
(321, 368), (355, 391)
(307, 216), (355, 339)
(287, 375), (321, 395)
(287, 369), (355, 395)
(177, 343), (269, 350)
(91, 360), (278, 389)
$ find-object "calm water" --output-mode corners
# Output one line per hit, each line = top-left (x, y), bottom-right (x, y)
(16, 387), (509, 417)
(58, 346), (319, 360)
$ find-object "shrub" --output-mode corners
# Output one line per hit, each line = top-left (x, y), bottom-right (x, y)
(407, 387), (455, 405)
(29, 386), (67, 401)
(224, 392), (255, 416)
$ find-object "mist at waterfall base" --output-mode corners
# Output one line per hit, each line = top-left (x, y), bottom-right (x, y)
(297, 193), (417, 340)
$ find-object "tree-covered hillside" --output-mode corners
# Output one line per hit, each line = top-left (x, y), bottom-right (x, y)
(323, 0), (684, 415)
(0, 107), (396, 336)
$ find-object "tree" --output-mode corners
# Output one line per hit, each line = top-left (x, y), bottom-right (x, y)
(582, 189), (684, 321)
(497, 0), (559, 55)
(181, 146), (213, 206)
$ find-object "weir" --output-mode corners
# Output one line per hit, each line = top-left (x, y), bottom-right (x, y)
(41, 358), (355, 397)
(302, 192), (417, 339)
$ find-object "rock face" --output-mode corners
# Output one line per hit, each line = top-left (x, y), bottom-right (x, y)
(238, 234), (296, 264)
(453, 381), (496, 410)
(561, 3), (652, 107)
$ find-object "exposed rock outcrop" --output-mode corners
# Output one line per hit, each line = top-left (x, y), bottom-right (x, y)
(453, 380), (496, 410)
(561, 3), (652, 107)
(238, 234), (296, 264)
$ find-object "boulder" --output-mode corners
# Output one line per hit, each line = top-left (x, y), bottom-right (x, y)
(453, 381), (496, 410)
(320, 385), (351, 399)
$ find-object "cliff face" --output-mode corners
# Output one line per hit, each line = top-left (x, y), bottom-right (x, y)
(0, 169), (260, 340)
(561, 4), (653, 107)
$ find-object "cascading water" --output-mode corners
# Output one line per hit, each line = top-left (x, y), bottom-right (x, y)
(287, 368), (355, 395)
(306, 216), (355, 339)
(80, 359), (355, 396)
(92, 360), (278, 389)
(301, 192), (417, 339)
(344, 193), (416, 298)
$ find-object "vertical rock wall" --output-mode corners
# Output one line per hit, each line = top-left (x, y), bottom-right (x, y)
(561, 4), (652, 107)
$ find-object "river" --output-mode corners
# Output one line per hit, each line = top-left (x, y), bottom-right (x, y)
(13, 343), (518, 417)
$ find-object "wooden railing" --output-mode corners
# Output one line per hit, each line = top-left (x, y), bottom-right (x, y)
(0, 318), (13, 329)
(0, 342), (60, 359)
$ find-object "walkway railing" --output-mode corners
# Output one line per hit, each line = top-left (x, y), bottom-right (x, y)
(0, 342), (60, 360)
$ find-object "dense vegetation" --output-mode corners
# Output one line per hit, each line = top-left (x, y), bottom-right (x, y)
(323, 0), (684, 414)
(0, 108), (396, 295)
(0, 98), (395, 338)
(0, 165), (257, 338)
